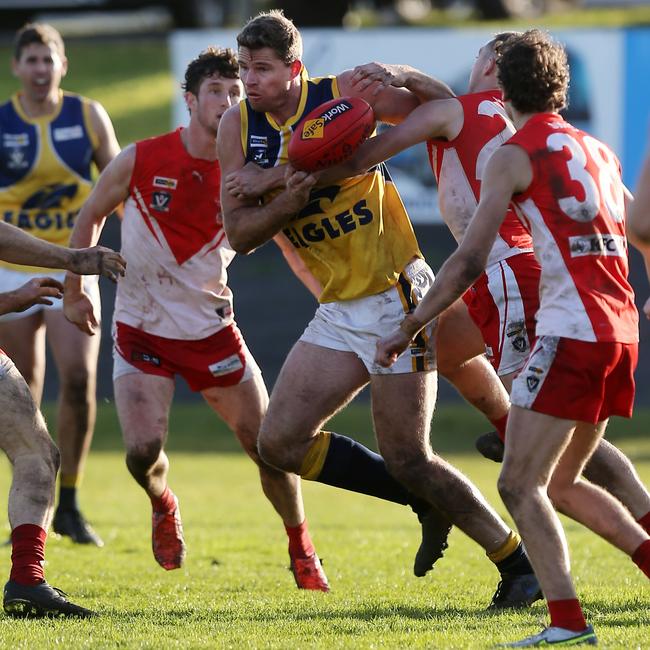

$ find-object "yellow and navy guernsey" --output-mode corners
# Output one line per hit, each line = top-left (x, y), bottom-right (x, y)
(240, 73), (421, 303)
(0, 91), (98, 272)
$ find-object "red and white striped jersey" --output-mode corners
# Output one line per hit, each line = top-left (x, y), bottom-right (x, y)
(508, 113), (638, 343)
(427, 90), (533, 266)
(115, 128), (235, 340)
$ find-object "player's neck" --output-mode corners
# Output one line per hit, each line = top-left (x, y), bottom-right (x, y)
(470, 78), (499, 94)
(511, 110), (536, 130)
(181, 121), (217, 161)
(17, 88), (61, 118)
(266, 81), (302, 126)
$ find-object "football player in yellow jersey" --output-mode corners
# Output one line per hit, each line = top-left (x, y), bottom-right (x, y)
(218, 10), (541, 606)
(0, 24), (120, 546)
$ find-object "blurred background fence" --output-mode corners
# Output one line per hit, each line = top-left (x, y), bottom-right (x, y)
(0, 1), (648, 404)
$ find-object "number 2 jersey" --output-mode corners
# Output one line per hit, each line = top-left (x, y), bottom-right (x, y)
(240, 73), (420, 303)
(427, 90), (533, 266)
(507, 113), (638, 343)
(116, 128), (235, 340)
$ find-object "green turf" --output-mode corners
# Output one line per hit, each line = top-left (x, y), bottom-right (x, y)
(0, 402), (648, 648)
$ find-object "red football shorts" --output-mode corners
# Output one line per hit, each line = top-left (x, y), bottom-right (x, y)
(510, 335), (637, 423)
(463, 252), (541, 376)
(113, 321), (261, 392)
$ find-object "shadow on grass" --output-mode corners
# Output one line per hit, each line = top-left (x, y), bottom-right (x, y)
(105, 602), (488, 623)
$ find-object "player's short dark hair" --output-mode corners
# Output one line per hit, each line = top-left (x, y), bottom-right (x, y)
(14, 23), (65, 60)
(488, 32), (520, 56)
(496, 29), (569, 114)
(236, 9), (302, 65)
(182, 47), (239, 96)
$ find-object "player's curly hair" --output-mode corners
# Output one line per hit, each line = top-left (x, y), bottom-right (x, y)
(496, 29), (569, 114)
(182, 47), (239, 96)
(14, 23), (65, 60)
(237, 9), (302, 65)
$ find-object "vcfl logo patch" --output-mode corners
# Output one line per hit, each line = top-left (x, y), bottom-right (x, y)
(150, 191), (171, 212)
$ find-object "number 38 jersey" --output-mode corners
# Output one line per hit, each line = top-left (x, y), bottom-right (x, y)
(508, 113), (638, 344)
(427, 90), (533, 267)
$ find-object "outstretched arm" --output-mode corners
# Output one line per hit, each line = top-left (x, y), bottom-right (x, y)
(0, 220), (123, 278)
(218, 106), (315, 254)
(349, 62), (455, 104)
(375, 144), (532, 366)
(317, 97), (461, 185)
(337, 68), (422, 126)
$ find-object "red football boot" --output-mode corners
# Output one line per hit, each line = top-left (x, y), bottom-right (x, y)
(290, 553), (330, 592)
(152, 491), (186, 570)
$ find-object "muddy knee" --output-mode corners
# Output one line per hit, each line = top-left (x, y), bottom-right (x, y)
(498, 470), (530, 512)
(125, 439), (165, 478)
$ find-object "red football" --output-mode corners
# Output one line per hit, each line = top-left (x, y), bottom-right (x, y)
(288, 96), (375, 173)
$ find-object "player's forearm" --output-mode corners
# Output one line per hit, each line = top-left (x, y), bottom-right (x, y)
(69, 211), (107, 250)
(0, 291), (24, 316)
(257, 165), (286, 195)
(225, 197), (296, 254)
(402, 253), (483, 338)
(400, 68), (454, 103)
(65, 209), (108, 292)
(0, 222), (75, 268)
(316, 159), (365, 186)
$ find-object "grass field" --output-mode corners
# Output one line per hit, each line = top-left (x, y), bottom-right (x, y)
(0, 401), (648, 648)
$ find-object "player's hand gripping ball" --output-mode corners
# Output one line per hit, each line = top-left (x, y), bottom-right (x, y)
(288, 96), (375, 173)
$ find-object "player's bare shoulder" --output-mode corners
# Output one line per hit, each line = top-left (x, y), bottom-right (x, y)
(486, 144), (532, 194)
(112, 143), (137, 176)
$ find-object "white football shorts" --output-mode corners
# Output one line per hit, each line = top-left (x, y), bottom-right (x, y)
(300, 257), (436, 375)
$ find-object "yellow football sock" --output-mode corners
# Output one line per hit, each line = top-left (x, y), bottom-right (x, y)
(60, 473), (81, 489)
(299, 431), (332, 480)
(487, 530), (521, 563)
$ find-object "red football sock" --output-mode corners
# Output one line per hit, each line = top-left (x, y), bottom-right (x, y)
(285, 520), (315, 559)
(10, 524), (46, 586)
(150, 486), (176, 513)
(489, 413), (509, 442)
(632, 539), (650, 579)
(547, 599), (587, 632)
(636, 512), (650, 535)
